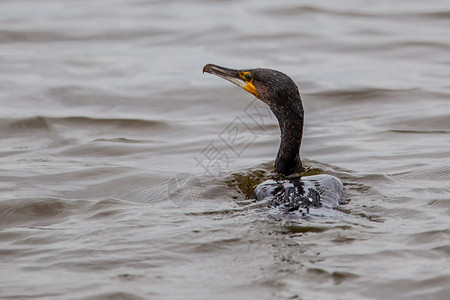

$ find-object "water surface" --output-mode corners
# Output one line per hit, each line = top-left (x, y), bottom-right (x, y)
(0, 0), (449, 299)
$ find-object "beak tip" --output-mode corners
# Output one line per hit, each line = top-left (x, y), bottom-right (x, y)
(203, 64), (212, 74)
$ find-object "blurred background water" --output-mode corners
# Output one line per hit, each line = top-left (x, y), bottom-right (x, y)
(0, 0), (449, 299)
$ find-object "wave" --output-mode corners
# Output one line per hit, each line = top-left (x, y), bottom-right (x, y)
(0, 28), (174, 44)
(308, 87), (409, 101)
(0, 197), (142, 228)
(265, 5), (450, 20)
(0, 115), (167, 134)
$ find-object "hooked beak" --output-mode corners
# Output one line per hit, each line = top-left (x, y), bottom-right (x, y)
(203, 64), (258, 97)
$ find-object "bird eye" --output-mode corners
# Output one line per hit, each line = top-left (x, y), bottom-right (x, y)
(245, 73), (252, 81)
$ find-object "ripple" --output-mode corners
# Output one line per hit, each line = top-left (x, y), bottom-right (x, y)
(0, 197), (133, 228)
(0, 198), (72, 227)
(265, 5), (378, 18)
(0, 28), (173, 44)
(309, 87), (410, 101)
(307, 268), (359, 285)
(265, 5), (450, 21)
(84, 292), (146, 300)
(0, 115), (167, 133)
(0, 116), (52, 133)
(92, 138), (153, 144)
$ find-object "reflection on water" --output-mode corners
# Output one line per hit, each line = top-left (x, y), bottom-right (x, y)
(0, 0), (449, 299)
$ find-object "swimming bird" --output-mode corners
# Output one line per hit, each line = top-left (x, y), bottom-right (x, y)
(203, 64), (343, 215)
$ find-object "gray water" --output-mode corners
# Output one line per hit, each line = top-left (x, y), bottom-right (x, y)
(1, 0), (449, 299)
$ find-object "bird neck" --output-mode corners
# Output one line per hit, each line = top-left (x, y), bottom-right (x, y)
(272, 98), (304, 176)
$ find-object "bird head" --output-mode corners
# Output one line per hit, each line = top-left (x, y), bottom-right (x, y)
(203, 64), (301, 109)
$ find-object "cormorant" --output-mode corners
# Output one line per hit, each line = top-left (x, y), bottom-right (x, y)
(203, 64), (344, 215)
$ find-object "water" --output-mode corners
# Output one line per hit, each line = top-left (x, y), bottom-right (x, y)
(1, 0), (449, 299)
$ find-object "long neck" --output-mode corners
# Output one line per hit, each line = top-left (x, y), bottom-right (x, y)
(272, 96), (304, 176)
